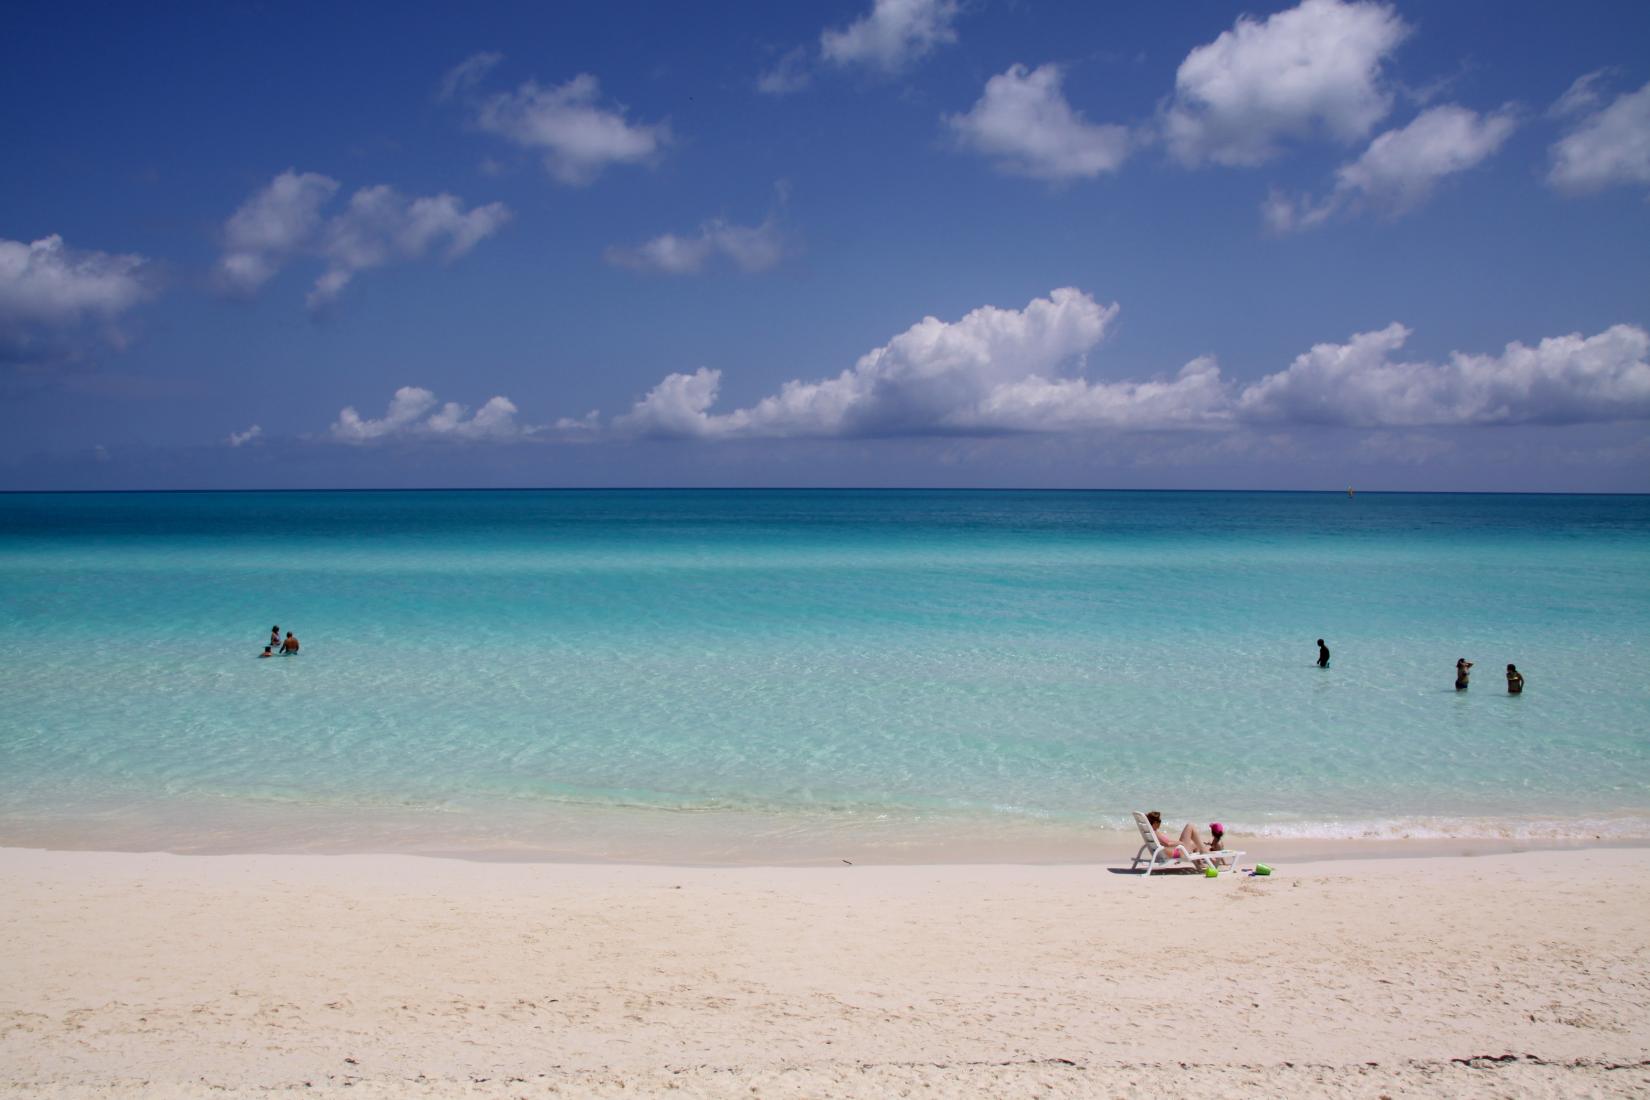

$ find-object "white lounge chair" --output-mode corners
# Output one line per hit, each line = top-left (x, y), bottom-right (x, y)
(1129, 811), (1244, 876)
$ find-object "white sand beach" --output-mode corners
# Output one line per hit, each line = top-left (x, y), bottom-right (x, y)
(3, 846), (1648, 1098)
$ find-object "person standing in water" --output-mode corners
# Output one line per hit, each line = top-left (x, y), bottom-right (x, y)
(1455, 658), (1473, 691)
(1506, 663), (1524, 694)
(1316, 638), (1330, 668)
(281, 631), (300, 655)
(270, 625), (281, 649)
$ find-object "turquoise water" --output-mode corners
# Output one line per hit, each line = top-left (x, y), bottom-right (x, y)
(1, 489), (1647, 860)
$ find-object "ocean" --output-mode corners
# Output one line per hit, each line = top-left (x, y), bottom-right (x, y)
(1, 489), (1646, 861)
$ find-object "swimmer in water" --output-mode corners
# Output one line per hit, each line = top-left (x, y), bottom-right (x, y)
(281, 631), (300, 655)
(1317, 638), (1330, 668)
(270, 625), (281, 649)
(1506, 663), (1524, 694)
(1455, 657), (1473, 691)
(258, 645), (273, 658)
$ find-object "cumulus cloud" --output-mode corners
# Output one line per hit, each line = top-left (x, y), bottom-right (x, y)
(615, 289), (1145, 439)
(1335, 104), (1517, 210)
(214, 171), (510, 309)
(0, 235), (153, 329)
(1266, 103), (1517, 230)
(215, 170), (339, 295)
(958, 357), (1231, 432)
(0, 234), (155, 362)
(821, 0), (960, 74)
(308, 187), (512, 309)
(472, 73), (670, 185)
(605, 215), (785, 275)
(947, 64), (1133, 181)
(1547, 79), (1650, 195)
(226, 424), (263, 447)
(330, 386), (530, 444)
(614, 290), (1650, 441)
(1237, 322), (1650, 426)
(1165, 0), (1411, 167)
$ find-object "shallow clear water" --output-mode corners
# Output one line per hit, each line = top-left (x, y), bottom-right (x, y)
(1, 489), (1647, 860)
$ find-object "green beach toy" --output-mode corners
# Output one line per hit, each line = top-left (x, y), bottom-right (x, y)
(1254, 863), (1273, 876)
(1203, 865), (1219, 877)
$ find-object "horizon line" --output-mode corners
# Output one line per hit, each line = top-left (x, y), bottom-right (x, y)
(3, 486), (1647, 497)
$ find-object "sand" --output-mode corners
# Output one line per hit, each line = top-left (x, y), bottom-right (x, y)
(3, 846), (1648, 1097)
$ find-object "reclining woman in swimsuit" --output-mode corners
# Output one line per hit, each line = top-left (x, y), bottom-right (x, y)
(1146, 810), (1211, 858)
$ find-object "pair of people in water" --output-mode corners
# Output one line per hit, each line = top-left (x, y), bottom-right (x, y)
(1455, 658), (1524, 693)
(1146, 810), (1225, 859)
(259, 624), (300, 658)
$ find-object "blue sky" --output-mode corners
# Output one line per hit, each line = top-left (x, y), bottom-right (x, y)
(3, 0), (1648, 491)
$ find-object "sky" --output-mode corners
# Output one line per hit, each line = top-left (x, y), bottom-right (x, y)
(3, 0), (1648, 492)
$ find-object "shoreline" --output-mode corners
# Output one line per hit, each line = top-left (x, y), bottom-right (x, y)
(5, 845), (1649, 1097)
(2, 827), (1645, 868)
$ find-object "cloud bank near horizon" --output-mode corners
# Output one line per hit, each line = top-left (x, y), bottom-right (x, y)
(330, 386), (530, 444)
(311, 289), (1650, 447)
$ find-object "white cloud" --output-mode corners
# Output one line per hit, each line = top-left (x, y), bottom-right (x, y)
(1165, 0), (1411, 167)
(947, 64), (1132, 181)
(0, 235), (153, 328)
(215, 170), (340, 295)
(0, 234), (155, 361)
(1261, 187), (1339, 234)
(226, 424), (263, 447)
(757, 47), (812, 96)
(959, 357), (1231, 432)
(616, 288), (1138, 438)
(1549, 69), (1609, 119)
(439, 51), (501, 101)
(1334, 103), (1517, 211)
(214, 171), (509, 309)
(1237, 322), (1650, 426)
(308, 187), (512, 309)
(1266, 103), (1517, 230)
(330, 386), (530, 444)
(473, 73), (670, 186)
(605, 216), (785, 275)
(1547, 79), (1650, 195)
(615, 291), (1650, 441)
(821, 0), (960, 74)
